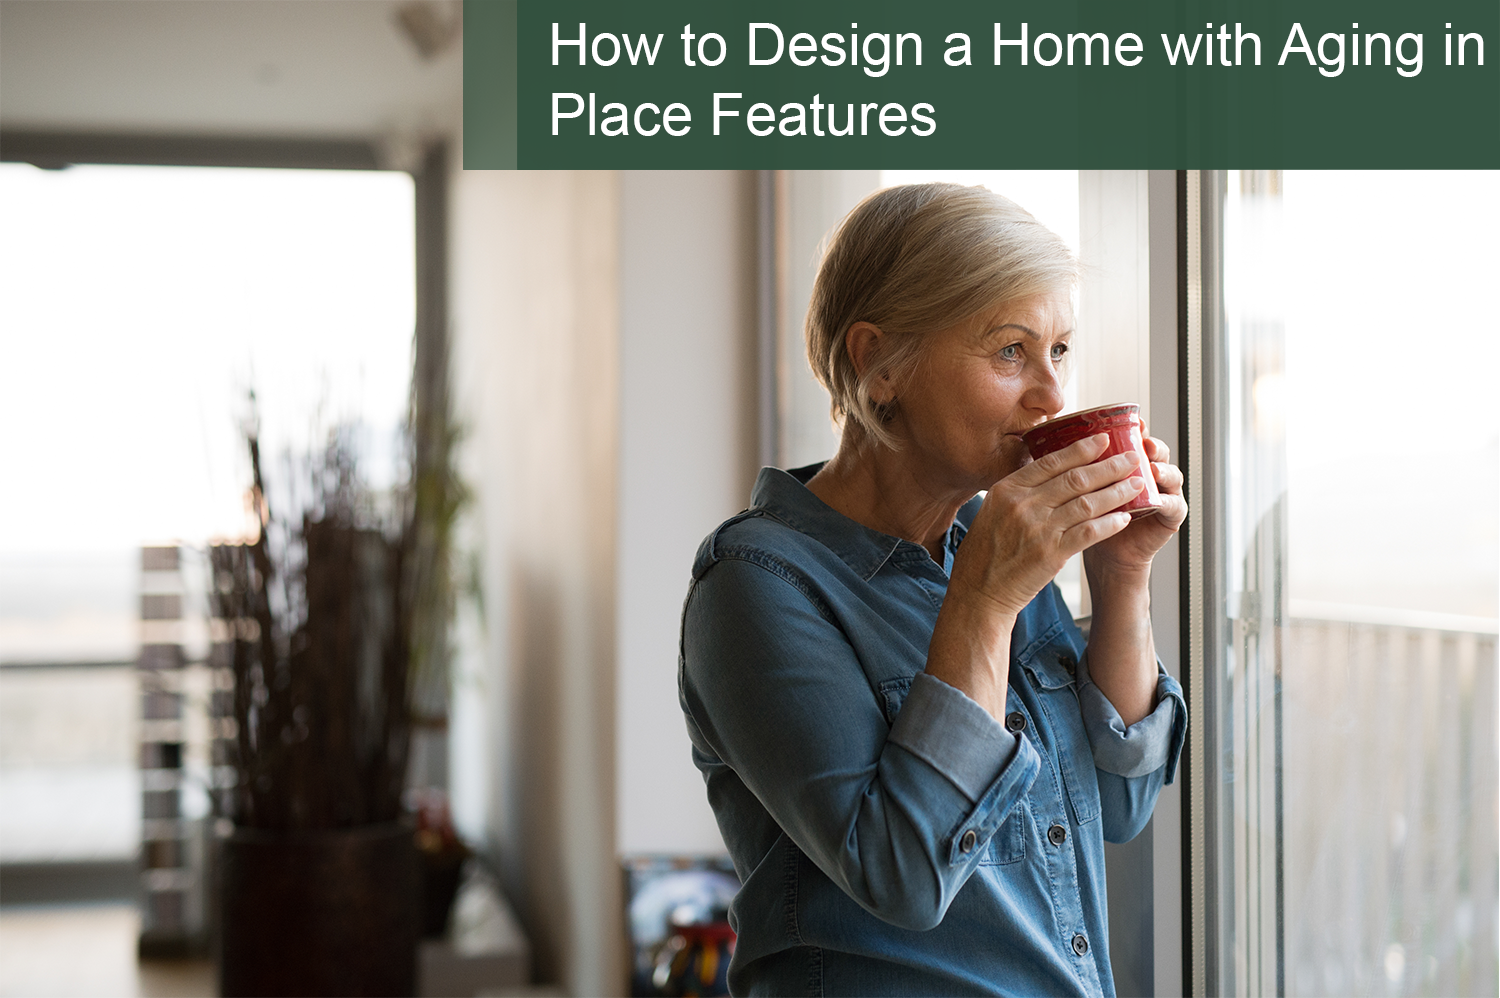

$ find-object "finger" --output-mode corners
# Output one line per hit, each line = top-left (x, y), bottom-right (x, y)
(1055, 474), (1147, 526)
(1009, 432), (1112, 487)
(1142, 435), (1170, 463)
(1042, 450), (1141, 499)
(1149, 493), (1189, 531)
(1060, 510), (1133, 554)
(1131, 493), (1188, 534)
(1151, 461), (1184, 495)
(1031, 452), (1143, 513)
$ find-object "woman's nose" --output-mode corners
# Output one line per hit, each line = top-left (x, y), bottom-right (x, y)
(1024, 360), (1066, 415)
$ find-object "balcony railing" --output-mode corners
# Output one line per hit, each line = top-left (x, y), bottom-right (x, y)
(1283, 603), (1498, 997)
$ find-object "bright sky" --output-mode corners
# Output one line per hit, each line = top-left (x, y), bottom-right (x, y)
(1275, 171), (1498, 617)
(0, 163), (415, 557)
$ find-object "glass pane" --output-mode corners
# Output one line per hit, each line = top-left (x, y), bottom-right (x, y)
(0, 163), (413, 870)
(1219, 171), (1499, 997)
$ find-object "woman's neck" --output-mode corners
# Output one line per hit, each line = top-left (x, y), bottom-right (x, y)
(806, 433), (974, 562)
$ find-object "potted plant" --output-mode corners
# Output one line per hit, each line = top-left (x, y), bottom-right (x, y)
(209, 416), (460, 997)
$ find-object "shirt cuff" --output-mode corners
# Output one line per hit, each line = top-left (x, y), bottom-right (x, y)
(1076, 653), (1187, 780)
(888, 672), (1019, 802)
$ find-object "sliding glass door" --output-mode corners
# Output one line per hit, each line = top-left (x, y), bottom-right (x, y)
(1189, 170), (1499, 998)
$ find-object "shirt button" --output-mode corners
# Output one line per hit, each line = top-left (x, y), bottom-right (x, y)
(1004, 711), (1026, 733)
(1048, 823), (1067, 846)
(1072, 933), (1089, 957)
(959, 829), (977, 854)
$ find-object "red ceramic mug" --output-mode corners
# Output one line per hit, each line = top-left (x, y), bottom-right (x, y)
(1020, 403), (1162, 520)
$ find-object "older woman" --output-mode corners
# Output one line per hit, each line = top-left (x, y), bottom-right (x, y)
(679, 183), (1187, 997)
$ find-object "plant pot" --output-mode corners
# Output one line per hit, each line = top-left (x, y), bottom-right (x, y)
(420, 851), (467, 939)
(218, 822), (419, 997)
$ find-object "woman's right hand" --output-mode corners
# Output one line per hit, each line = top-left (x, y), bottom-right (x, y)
(949, 432), (1146, 620)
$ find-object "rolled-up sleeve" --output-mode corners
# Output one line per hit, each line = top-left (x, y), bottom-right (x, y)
(1075, 653), (1187, 842)
(889, 673), (1025, 802)
(681, 557), (1040, 932)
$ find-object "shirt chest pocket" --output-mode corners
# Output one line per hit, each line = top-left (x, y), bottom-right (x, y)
(878, 676), (1027, 866)
(1021, 639), (1102, 827)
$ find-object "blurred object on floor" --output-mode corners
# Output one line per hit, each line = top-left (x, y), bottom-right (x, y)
(0, 904), (215, 998)
(409, 787), (472, 938)
(651, 921), (734, 998)
(418, 861), (531, 997)
(623, 855), (739, 998)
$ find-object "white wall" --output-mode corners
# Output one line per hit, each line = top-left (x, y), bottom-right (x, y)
(616, 172), (759, 857)
(451, 169), (764, 992)
(775, 171), (880, 469)
(450, 168), (623, 997)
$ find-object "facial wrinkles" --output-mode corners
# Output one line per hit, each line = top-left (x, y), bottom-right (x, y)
(895, 296), (1071, 476)
(1016, 316), (1072, 408)
(978, 321), (1042, 349)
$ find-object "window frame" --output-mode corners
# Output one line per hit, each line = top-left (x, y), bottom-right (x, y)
(1077, 169), (1191, 998)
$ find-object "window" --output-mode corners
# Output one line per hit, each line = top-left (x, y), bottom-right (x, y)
(1192, 170), (1499, 997)
(0, 162), (413, 869)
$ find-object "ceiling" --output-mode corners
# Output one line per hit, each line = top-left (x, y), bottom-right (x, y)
(0, 0), (462, 148)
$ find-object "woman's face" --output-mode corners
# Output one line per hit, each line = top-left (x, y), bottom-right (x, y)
(885, 292), (1073, 495)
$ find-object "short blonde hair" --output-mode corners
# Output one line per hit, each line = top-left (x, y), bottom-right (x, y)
(806, 183), (1078, 450)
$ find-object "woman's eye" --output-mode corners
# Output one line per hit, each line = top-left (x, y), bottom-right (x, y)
(1051, 342), (1070, 361)
(998, 344), (1022, 361)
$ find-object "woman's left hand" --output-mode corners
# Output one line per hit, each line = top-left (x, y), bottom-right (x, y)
(1083, 429), (1187, 576)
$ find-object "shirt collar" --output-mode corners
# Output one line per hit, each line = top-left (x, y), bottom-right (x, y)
(750, 463), (979, 582)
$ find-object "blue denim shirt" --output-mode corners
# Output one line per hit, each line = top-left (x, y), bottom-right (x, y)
(679, 465), (1186, 997)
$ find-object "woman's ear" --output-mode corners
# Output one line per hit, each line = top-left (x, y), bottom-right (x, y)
(846, 322), (895, 404)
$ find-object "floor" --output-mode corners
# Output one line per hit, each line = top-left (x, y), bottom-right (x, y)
(0, 904), (215, 998)
(0, 903), (566, 998)
(0, 664), (552, 998)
